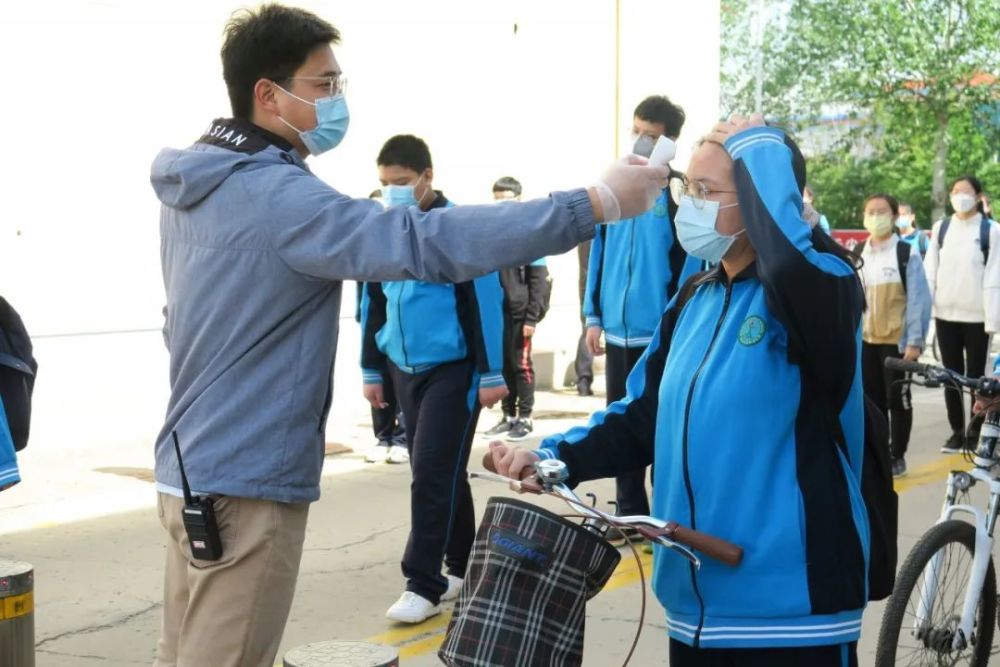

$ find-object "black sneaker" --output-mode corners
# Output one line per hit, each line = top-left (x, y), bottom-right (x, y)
(941, 432), (966, 454)
(506, 418), (534, 442)
(577, 378), (594, 396)
(891, 458), (907, 478)
(483, 417), (514, 438)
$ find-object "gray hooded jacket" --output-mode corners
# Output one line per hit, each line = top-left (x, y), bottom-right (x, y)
(150, 119), (595, 503)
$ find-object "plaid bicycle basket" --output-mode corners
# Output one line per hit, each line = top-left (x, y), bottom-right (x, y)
(439, 496), (621, 667)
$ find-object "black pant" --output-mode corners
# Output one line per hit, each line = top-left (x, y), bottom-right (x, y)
(390, 359), (481, 604)
(501, 315), (535, 418)
(669, 639), (857, 666)
(861, 343), (912, 459)
(936, 318), (990, 435)
(606, 343), (650, 516)
(372, 371), (406, 445)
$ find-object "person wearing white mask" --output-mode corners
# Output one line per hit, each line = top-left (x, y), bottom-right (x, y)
(490, 115), (869, 665)
(150, 5), (669, 665)
(924, 175), (1000, 453)
(856, 194), (931, 477)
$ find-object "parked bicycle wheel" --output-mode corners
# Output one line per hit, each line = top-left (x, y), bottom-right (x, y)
(875, 520), (996, 666)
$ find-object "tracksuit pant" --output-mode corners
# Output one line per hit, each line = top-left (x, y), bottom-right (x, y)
(861, 343), (912, 460)
(669, 639), (858, 666)
(371, 371), (406, 446)
(390, 359), (481, 604)
(501, 314), (534, 419)
(935, 318), (990, 437)
(606, 343), (650, 516)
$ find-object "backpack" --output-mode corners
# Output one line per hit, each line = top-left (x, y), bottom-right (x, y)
(855, 239), (911, 293)
(0, 298), (37, 451)
(936, 215), (991, 263)
(674, 273), (897, 601)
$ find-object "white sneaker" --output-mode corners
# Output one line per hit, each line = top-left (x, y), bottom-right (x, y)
(441, 575), (464, 602)
(385, 591), (441, 623)
(365, 444), (390, 463)
(387, 445), (410, 464)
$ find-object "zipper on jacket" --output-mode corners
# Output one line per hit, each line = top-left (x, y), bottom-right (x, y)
(681, 281), (733, 647)
(622, 220), (636, 344)
(396, 282), (411, 368)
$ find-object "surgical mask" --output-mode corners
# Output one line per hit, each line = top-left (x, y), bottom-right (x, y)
(275, 86), (350, 156)
(381, 175), (425, 208)
(895, 217), (912, 230)
(675, 196), (743, 263)
(951, 193), (978, 214)
(863, 214), (894, 236)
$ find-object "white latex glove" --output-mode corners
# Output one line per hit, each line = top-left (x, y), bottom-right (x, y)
(593, 155), (670, 222)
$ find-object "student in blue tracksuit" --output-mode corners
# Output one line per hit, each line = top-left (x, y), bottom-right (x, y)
(361, 135), (507, 625)
(0, 397), (20, 492)
(583, 95), (702, 524)
(492, 116), (867, 666)
(896, 202), (929, 258)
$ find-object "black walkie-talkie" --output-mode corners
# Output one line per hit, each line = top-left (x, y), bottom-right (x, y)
(173, 431), (223, 561)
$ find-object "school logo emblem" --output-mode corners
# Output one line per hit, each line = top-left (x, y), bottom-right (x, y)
(738, 315), (766, 346)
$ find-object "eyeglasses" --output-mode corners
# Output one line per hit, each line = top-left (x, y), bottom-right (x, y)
(669, 174), (738, 210)
(283, 74), (347, 97)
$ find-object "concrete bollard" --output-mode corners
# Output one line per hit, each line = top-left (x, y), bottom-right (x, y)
(0, 560), (34, 667)
(283, 641), (399, 667)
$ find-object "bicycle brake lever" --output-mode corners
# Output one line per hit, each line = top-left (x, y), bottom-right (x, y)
(469, 470), (543, 494)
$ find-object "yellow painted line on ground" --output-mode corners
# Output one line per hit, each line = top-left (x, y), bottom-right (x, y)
(894, 453), (965, 494)
(362, 456), (961, 660)
(364, 610), (453, 645)
(361, 552), (653, 658)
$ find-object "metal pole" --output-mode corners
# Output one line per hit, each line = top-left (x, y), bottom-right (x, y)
(754, 0), (766, 115)
(0, 560), (34, 667)
(613, 0), (622, 158)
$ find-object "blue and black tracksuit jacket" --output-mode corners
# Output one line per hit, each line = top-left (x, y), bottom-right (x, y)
(0, 396), (19, 490)
(361, 194), (505, 389)
(583, 187), (702, 348)
(540, 127), (868, 649)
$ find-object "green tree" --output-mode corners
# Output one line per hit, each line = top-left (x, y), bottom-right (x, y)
(722, 0), (1000, 222)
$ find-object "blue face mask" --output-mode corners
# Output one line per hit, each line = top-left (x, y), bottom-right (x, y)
(381, 175), (425, 208)
(674, 196), (743, 263)
(276, 87), (350, 156)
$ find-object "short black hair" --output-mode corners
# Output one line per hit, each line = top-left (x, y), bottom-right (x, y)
(492, 176), (522, 196)
(864, 193), (900, 218)
(633, 96), (686, 138)
(898, 201), (913, 212)
(222, 4), (340, 120)
(377, 135), (433, 172)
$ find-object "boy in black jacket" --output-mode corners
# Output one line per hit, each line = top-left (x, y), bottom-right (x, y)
(484, 177), (553, 441)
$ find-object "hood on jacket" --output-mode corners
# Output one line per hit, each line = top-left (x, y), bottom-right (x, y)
(151, 118), (301, 210)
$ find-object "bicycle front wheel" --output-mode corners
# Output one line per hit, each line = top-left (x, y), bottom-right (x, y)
(875, 519), (996, 666)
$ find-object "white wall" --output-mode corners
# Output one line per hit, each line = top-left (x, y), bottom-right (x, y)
(0, 1), (719, 462)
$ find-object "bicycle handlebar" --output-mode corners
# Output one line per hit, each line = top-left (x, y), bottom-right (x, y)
(885, 358), (1000, 395)
(480, 452), (744, 567)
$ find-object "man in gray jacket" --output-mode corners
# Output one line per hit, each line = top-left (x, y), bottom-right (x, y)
(150, 4), (666, 667)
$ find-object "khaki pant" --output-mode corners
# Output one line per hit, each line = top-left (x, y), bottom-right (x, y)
(153, 492), (309, 667)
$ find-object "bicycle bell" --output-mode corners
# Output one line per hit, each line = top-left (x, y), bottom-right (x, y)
(535, 459), (569, 490)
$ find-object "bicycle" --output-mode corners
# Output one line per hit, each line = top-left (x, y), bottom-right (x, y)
(875, 358), (1000, 666)
(438, 454), (744, 667)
